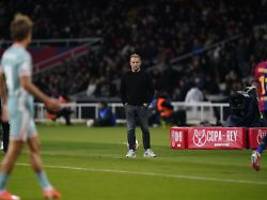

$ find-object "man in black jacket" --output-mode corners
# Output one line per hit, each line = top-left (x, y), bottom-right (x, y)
(0, 73), (9, 153)
(120, 53), (156, 158)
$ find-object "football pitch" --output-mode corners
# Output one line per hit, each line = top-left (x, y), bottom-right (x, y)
(3, 124), (267, 200)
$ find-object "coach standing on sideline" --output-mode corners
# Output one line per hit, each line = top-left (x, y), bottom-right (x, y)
(120, 53), (156, 158)
(0, 74), (9, 153)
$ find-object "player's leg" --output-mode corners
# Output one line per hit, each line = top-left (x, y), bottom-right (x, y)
(27, 137), (61, 199)
(0, 107), (26, 200)
(136, 106), (150, 149)
(0, 140), (24, 186)
(0, 140), (23, 200)
(125, 105), (137, 157)
(27, 121), (61, 199)
(136, 106), (156, 158)
(27, 135), (51, 189)
(251, 111), (267, 171)
(251, 135), (267, 171)
(256, 135), (267, 154)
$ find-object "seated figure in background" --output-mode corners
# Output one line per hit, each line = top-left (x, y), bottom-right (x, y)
(87, 101), (116, 127)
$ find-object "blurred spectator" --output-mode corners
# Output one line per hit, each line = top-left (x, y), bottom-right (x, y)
(184, 80), (205, 121)
(185, 81), (204, 103)
(0, 0), (266, 100)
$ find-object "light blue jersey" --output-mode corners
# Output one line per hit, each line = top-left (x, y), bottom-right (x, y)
(0, 44), (37, 141)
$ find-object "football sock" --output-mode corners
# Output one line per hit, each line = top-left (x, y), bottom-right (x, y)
(256, 135), (267, 154)
(0, 172), (9, 191)
(36, 171), (52, 189)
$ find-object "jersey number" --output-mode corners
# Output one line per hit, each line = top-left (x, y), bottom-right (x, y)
(259, 75), (267, 95)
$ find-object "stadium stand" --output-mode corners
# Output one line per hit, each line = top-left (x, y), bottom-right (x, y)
(1, 0), (267, 101)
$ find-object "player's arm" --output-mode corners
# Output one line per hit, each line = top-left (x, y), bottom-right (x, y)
(20, 76), (60, 111)
(0, 72), (7, 104)
(0, 71), (8, 122)
(20, 54), (60, 111)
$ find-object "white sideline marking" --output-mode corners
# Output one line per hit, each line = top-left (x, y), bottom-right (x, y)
(17, 163), (267, 185)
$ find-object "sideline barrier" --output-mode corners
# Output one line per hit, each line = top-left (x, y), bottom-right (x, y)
(170, 127), (188, 149)
(188, 127), (245, 149)
(34, 102), (229, 125)
(170, 127), (248, 150)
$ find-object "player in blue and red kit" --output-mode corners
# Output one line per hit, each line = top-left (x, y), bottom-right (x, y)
(251, 61), (267, 171)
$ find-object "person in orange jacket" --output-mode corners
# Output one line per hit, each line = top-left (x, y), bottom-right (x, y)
(157, 96), (174, 123)
(156, 92), (186, 126)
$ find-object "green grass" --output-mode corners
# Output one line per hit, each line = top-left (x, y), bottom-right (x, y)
(2, 124), (267, 200)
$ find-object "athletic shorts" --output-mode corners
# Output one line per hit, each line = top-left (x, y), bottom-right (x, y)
(8, 96), (37, 141)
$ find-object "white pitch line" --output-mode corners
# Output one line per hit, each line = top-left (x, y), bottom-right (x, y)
(17, 163), (267, 186)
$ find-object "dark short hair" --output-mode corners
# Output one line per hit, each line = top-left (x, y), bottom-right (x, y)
(130, 53), (141, 60)
(10, 13), (33, 41)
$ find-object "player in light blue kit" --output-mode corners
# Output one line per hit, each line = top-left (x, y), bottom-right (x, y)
(0, 14), (61, 200)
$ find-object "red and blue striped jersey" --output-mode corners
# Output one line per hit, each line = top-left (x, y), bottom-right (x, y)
(254, 61), (267, 112)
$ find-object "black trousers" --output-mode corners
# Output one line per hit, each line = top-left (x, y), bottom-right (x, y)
(0, 121), (9, 153)
(49, 108), (72, 125)
(0, 101), (9, 153)
(125, 105), (151, 150)
(57, 108), (72, 125)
